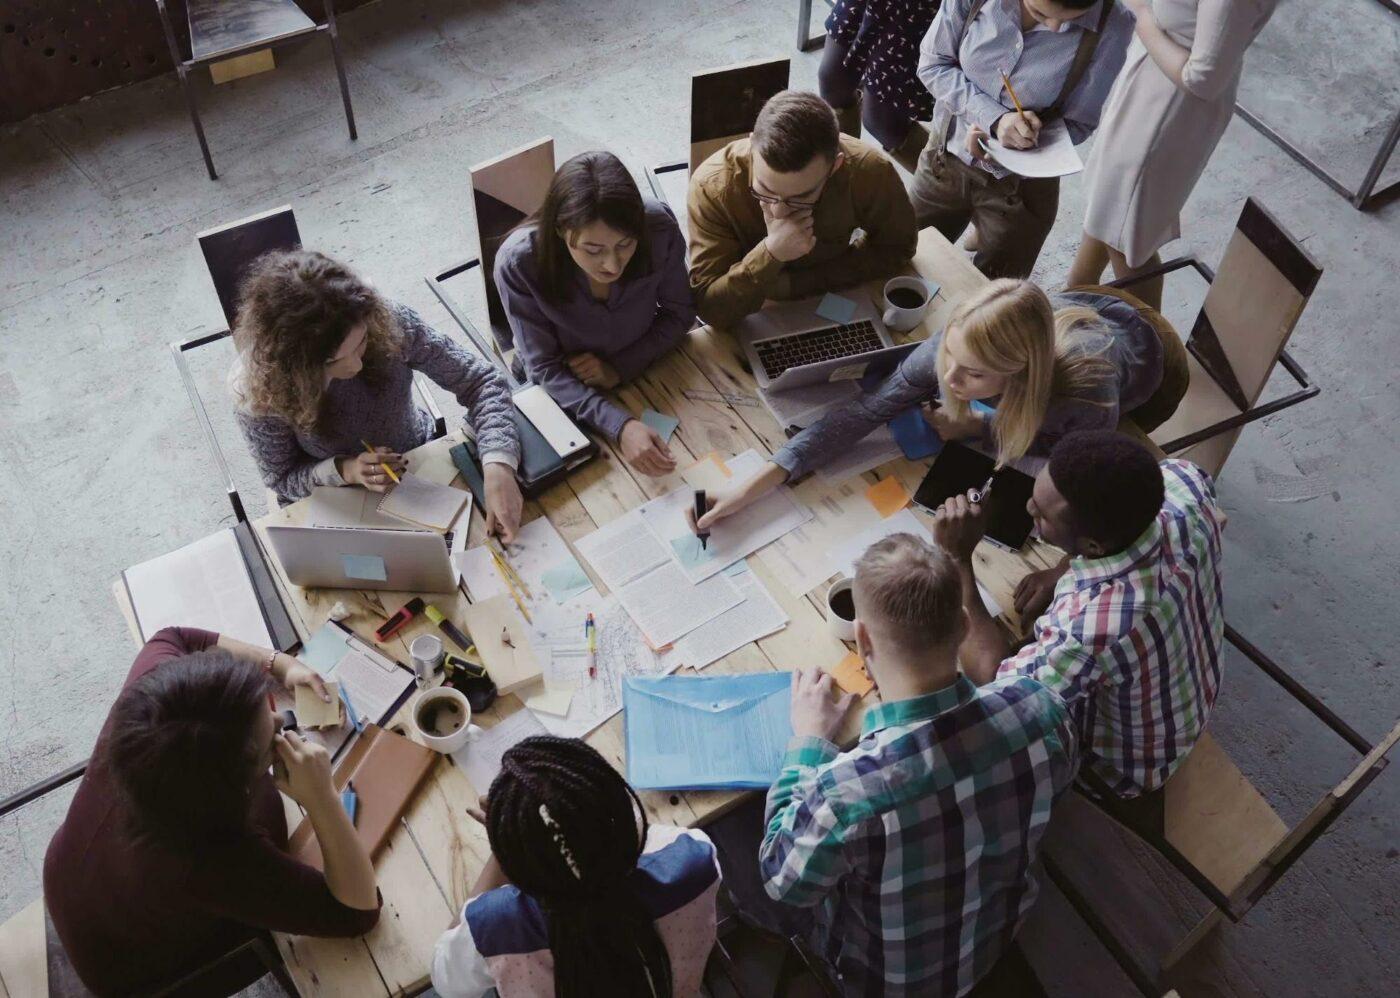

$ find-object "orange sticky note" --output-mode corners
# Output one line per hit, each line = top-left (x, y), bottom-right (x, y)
(865, 476), (910, 518)
(683, 452), (733, 492)
(829, 652), (875, 697)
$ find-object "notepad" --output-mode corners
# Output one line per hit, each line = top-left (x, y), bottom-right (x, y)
(295, 681), (344, 728)
(525, 684), (576, 718)
(461, 595), (545, 694)
(977, 119), (1083, 178)
(377, 473), (470, 532)
(816, 293), (858, 325)
(865, 477), (911, 518)
(828, 652), (875, 697)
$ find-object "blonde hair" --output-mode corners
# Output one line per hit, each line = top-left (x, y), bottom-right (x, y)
(936, 279), (1115, 465)
(853, 533), (963, 649)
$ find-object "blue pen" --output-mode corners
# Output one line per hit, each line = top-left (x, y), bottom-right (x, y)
(341, 782), (359, 826)
(339, 683), (364, 733)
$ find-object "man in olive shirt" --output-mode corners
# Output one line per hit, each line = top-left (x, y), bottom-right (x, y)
(687, 89), (918, 329)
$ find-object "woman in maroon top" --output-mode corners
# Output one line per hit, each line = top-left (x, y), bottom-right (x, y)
(43, 627), (381, 996)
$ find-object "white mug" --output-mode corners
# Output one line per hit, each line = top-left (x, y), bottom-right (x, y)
(882, 276), (933, 333)
(412, 686), (481, 754)
(826, 577), (856, 641)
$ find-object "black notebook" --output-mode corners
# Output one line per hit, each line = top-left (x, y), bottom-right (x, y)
(911, 443), (1036, 550)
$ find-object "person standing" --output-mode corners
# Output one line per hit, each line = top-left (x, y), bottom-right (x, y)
(818, 0), (942, 171)
(910, 0), (1135, 278)
(1066, 0), (1279, 306)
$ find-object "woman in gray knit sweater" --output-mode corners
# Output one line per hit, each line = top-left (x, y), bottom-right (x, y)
(231, 250), (524, 540)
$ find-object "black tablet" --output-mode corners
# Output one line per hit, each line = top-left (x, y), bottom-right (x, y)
(911, 443), (1035, 550)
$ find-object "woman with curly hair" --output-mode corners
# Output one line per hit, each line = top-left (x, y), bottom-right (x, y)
(231, 250), (524, 539)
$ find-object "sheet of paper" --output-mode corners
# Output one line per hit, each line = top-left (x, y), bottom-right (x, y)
(640, 408), (680, 443)
(452, 708), (547, 795)
(980, 118), (1083, 178)
(456, 516), (582, 604)
(761, 477), (883, 596)
(977, 580), (1003, 618)
(815, 292), (858, 324)
(865, 477), (911, 518)
(640, 450), (812, 583)
(124, 529), (272, 647)
(328, 646), (414, 723)
(681, 453), (733, 492)
(574, 510), (671, 590)
(524, 683), (576, 717)
(306, 487), (408, 530)
(541, 558), (593, 604)
(661, 567), (789, 672)
(815, 425), (903, 484)
(615, 561), (743, 647)
(828, 652), (874, 696)
(406, 432), (465, 486)
(295, 681), (343, 728)
(377, 473), (469, 531)
(759, 380), (861, 431)
(830, 508), (927, 579)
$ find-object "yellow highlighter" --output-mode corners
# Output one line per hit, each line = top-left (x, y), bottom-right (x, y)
(360, 439), (401, 484)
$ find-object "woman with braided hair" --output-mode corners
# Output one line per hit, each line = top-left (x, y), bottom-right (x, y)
(431, 736), (722, 997)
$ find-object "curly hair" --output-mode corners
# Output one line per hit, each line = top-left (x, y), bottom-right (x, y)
(232, 250), (402, 434)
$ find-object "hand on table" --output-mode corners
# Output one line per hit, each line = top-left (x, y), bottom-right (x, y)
(688, 461), (789, 533)
(272, 731), (336, 808)
(923, 403), (984, 441)
(619, 420), (677, 477)
(762, 204), (817, 263)
(1013, 563), (1069, 621)
(484, 463), (524, 544)
(995, 110), (1042, 150)
(931, 489), (990, 562)
(339, 448), (406, 492)
(567, 353), (620, 390)
(790, 666), (855, 743)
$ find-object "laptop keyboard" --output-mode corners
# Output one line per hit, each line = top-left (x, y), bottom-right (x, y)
(754, 320), (883, 381)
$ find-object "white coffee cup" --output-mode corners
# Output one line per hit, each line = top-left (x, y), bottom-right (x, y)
(882, 276), (932, 332)
(826, 577), (856, 641)
(412, 686), (480, 754)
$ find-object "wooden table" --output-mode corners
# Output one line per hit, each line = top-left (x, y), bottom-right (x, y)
(115, 228), (1067, 996)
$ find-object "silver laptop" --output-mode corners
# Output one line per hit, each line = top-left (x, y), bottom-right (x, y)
(264, 524), (458, 593)
(737, 292), (913, 391)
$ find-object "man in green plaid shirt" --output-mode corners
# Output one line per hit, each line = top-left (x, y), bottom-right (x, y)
(760, 534), (1077, 996)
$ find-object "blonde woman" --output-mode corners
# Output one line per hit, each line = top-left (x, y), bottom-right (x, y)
(232, 250), (525, 540)
(695, 280), (1186, 529)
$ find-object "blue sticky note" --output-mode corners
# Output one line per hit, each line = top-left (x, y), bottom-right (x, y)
(970, 399), (997, 417)
(301, 623), (348, 671)
(671, 533), (715, 570)
(723, 559), (750, 578)
(341, 786), (359, 825)
(541, 559), (594, 604)
(341, 554), (387, 582)
(815, 293), (858, 325)
(889, 407), (944, 460)
(640, 408), (680, 443)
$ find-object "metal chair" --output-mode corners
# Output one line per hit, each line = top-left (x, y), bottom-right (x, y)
(154, 0), (357, 180)
(1108, 197), (1323, 479)
(176, 205), (444, 522)
(645, 57), (792, 232)
(1044, 624), (1400, 995)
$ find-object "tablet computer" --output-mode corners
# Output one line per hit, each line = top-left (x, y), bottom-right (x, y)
(911, 443), (1035, 550)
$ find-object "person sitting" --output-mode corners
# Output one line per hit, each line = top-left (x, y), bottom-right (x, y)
(495, 151), (694, 478)
(693, 278), (1186, 528)
(232, 249), (525, 540)
(931, 430), (1226, 797)
(687, 89), (918, 329)
(43, 627), (380, 996)
(760, 533), (1077, 995)
(431, 736), (721, 998)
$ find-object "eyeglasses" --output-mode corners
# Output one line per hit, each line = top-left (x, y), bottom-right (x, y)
(749, 186), (824, 209)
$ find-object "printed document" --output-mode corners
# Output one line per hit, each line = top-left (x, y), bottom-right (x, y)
(125, 529), (271, 646)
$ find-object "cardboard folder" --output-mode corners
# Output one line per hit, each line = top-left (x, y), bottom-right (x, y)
(288, 724), (437, 869)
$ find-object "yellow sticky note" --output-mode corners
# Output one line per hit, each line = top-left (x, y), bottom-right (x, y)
(525, 684), (575, 718)
(295, 681), (343, 728)
(828, 652), (874, 697)
(682, 452), (733, 492)
(865, 477), (910, 519)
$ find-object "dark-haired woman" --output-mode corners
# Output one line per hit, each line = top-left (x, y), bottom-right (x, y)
(494, 151), (696, 478)
(43, 627), (380, 996)
(232, 249), (525, 540)
(431, 736), (721, 998)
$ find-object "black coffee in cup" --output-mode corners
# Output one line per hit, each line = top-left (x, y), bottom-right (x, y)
(417, 698), (464, 736)
(829, 587), (855, 621)
(888, 287), (927, 310)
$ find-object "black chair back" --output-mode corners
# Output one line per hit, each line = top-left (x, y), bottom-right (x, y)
(196, 205), (302, 328)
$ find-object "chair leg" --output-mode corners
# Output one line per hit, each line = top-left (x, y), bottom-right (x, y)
(325, 1), (358, 140)
(175, 65), (218, 180)
(1158, 907), (1226, 985)
(252, 935), (300, 997)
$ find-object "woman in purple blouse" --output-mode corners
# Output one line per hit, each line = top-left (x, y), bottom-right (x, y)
(494, 151), (697, 477)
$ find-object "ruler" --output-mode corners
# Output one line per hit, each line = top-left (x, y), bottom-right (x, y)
(681, 388), (762, 408)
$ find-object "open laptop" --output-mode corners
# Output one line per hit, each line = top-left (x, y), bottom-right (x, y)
(737, 292), (915, 391)
(264, 525), (458, 593)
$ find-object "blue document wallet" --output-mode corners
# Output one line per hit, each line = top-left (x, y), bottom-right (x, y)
(889, 407), (944, 460)
(624, 673), (794, 790)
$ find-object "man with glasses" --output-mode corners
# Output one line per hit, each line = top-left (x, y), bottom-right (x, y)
(687, 89), (917, 329)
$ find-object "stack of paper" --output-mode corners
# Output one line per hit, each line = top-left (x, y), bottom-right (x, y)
(660, 562), (788, 672)
(124, 529), (271, 647)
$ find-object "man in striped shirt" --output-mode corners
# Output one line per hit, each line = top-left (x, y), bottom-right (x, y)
(933, 430), (1225, 797)
(760, 533), (1078, 996)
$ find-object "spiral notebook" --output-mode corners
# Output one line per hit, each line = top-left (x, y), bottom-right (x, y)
(376, 473), (470, 532)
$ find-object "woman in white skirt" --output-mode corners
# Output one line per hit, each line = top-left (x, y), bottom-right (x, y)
(1066, 0), (1277, 307)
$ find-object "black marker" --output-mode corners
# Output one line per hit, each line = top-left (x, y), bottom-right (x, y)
(694, 490), (710, 550)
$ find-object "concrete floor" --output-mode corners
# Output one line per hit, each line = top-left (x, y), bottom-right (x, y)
(2, 0), (1398, 993)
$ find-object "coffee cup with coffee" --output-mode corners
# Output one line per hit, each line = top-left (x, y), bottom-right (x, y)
(412, 686), (480, 754)
(882, 276), (932, 333)
(826, 577), (856, 641)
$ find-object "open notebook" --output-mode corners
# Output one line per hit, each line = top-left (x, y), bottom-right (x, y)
(377, 473), (470, 531)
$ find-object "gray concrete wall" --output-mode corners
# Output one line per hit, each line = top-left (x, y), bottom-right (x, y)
(2, 0), (1397, 992)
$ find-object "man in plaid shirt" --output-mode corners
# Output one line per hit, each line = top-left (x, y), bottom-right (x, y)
(760, 533), (1077, 996)
(934, 430), (1226, 797)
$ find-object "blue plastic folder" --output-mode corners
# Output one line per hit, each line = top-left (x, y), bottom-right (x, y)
(624, 673), (793, 790)
(889, 407), (944, 460)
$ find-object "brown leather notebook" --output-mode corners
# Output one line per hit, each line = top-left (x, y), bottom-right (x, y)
(289, 724), (438, 870)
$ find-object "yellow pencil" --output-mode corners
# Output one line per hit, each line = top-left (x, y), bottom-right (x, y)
(487, 540), (533, 598)
(360, 439), (401, 484)
(491, 555), (532, 624)
(1000, 72), (1029, 128)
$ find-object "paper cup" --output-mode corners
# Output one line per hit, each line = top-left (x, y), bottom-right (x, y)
(412, 686), (479, 754)
(826, 578), (856, 641)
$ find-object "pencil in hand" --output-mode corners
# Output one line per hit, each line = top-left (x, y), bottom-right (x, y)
(360, 439), (401, 485)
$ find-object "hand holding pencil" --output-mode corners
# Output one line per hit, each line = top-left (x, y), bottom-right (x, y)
(995, 72), (1041, 150)
(341, 442), (405, 492)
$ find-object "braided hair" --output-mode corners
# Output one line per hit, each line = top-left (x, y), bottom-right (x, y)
(487, 736), (672, 998)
